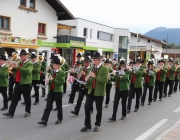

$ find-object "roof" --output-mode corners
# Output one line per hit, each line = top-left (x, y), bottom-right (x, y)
(162, 49), (180, 54)
(46, 0), (75, 20)
(131, 32), (166, 45)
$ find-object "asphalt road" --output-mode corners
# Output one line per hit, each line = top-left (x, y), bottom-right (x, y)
(0, 84), (180, 140)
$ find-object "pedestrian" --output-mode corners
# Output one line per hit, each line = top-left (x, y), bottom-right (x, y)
(31, 52), (41, 105)
(108, 59), (130, 121)
(71, 56), (93, 116)
(38, 57), (65, 126)
(80, 52), (108, 132)
(127, 57), (144, 113)
(0, 55), (9, 111)
(163, 58), (175, 97)
(3, 49), (33, 118)
(153, 58), (167, 101)
(140, 60), (156, 106)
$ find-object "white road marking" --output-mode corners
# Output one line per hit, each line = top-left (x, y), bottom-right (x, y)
(173, 106), (180, 112)
(135, 119), (168, 140)
(62, 101), (85, 108)
(155, 118), (180, 140)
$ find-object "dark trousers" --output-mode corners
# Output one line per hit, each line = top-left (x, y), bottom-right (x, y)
(141, 83), (153, 104)
(153, 80), (164, 100)
(69, 81), (79, 103)
(74, 88), (93, 114)
(112, 90), (128, 119)
(8, 75), (14, 99)
(40, 75), (45, 95)
(9, 83), (32, 116)
(105, 84), (112, 105)
(164, 78), (174, 95)
(127, 84), (141, 110)
(0, 87), (8, 108)
(42, 91), (63, 122)
(63, 77), (67, 93)
(32, 80), (40, 102)
(174, 77), (179, 92)
(84, 93), (104, 127)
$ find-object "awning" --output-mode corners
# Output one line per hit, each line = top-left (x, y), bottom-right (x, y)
(84, 46), (114, 52)
(0, 42), (40, 49)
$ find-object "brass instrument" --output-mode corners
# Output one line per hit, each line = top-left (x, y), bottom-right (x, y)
(38, 55), (44, 63)
(155, 65), (163, 72)
(175, 65), (180, 71)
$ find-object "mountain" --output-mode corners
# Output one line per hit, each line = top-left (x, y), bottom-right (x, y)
(144, 27), (180, 45)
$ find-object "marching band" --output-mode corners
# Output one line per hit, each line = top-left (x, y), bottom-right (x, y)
(1, 49), (180, 133)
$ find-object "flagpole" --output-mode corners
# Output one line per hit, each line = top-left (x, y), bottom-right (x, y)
(135, 29), (139, 62)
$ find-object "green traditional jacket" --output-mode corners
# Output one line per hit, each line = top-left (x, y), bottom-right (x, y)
(32, 62), (41, 80)
(78, 66), (93, 88)
(112, 70), (130, 91)
(155, 66), (167, 82)
(63, 62), (69, 78)
(13, 61), (33, 84)
(0, 65), (8, 87)
(175, 67), (180, 79)
(130, 67), (144, 88)
(107, 68), (113, 84)
(86, 65), (108, 96)
(40, 61), (46, 76)
(48, 70), (65, 92)
(166, 65), (176, 80)
(112, 62), (119, 70)
(143, 69), (156, 86)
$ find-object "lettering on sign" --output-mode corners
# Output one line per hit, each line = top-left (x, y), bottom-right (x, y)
(70, 40), (84, 47)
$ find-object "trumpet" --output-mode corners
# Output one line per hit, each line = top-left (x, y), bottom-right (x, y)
(7, 61), (19, 74)
(155, 65), (163, 72)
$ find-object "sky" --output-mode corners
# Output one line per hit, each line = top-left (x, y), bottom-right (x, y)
(61, 0), (180, 34)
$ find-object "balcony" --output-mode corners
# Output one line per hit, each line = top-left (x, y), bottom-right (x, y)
(57, 35), (86, 43)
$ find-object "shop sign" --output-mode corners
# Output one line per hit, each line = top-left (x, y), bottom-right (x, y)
(70, 40), (84, 47)
(0, 35), (37, 44)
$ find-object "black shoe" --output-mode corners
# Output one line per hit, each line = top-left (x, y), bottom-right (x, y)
(108, 117), (116, 121)
(90, 110), (93, 114)
(140, 103), (144, 106)
(38, 120), (47, 126)
(68, 102), (73, 104)
(41, 94), (45, 98)
(24, 112), (30, 118)
(120, 116), (125, 120)
(105, 104), (109, 108)
(153, 99), (156, 102)
(63, 92), (66, 94)
(45, 98), (47, 101)
(54, 107), (57, 111)
(55, 120), (62, 124)
(94, 125), (100, 132)
(148, 102), (151, 105)
(33, 102), (39, 105)
(1, 107), (7, 111)
(31, 94), (35, 98)
(21, 102), (25, 105)
(163, 95), (167, 97)
(168, 94), (171, 97)
(71, 110), (78, 116)
(126, 109), (130, 114)
(81, 126), (92, 132)
(159, 99), (162, 101)
(134, 108), (138, 112)
(2, 112), (13, 118)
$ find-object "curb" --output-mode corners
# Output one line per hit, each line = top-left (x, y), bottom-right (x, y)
(155, 118), (180, 140)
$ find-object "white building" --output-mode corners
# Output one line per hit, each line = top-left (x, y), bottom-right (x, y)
(129, 32), (165, 64)
(57, 18), (129, 64)
(0, 0), (74, 65)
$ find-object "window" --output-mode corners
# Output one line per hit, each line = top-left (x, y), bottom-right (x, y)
(90, 29), (92, 39)
(0, 16), (10, 30)
(38, 23), (46, 34)
(20, 0), (26, 7)
(148, 39), (150, 43)
(97, 31), (113, 41)
(83, 28), (88, 37)
(30, 0), (35, 9)
(119, 36), (128, 49)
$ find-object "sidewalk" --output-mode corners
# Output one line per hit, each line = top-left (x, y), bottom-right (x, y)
(156, 119), (180, 140)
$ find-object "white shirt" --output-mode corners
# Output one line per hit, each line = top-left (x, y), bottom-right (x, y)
(96, 63), (102, 69)
(1, 63), (5, 67)
(23, 59), (28, 64)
